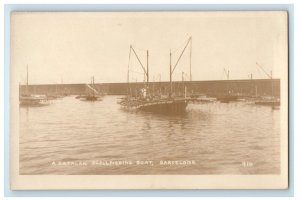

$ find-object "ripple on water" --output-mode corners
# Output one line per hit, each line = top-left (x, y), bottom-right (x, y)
(19, 96), (280, 175)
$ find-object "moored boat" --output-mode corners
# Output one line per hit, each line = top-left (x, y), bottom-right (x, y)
(189, 94), (217, 103)
(253, 62), (280, 108)
(119, 95), (188, 114)
(119, 37), (192, 114)
(79, 77), (103, 101)
(217, 94), (238, 103)
(255, 97), (280, 107)
(19, 65), (50, 107)
(19, 94), (49, 106)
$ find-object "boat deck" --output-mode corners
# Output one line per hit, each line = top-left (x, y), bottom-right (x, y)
(119, 97), (189, 114)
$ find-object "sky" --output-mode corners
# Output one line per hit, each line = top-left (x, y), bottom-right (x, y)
(10, 11), (287, 84)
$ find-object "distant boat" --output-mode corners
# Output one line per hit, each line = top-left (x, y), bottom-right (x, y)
(190, 94), (217, 103)
(80, 95), (102, 101)
(79, 77), (103, 101)
(254, 62), (280, 109)
(19, 94), (49, 106)
(47, 94), (64, 100)
(255, 100), (280, 106)
(216, 69), (238, 103)
(217, 94), (238, 103)
(19, 65), (49, 107)
(255, 96), (280, 107)
(47, 84), (66, 100)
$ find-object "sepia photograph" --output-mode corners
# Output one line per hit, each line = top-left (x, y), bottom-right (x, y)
(10, 11), (288, 189)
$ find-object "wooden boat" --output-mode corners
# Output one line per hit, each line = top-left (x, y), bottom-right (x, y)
(217, 94), (238, 103)
(189, 94), (217, 103)
(119, 37), (192, 114)
(79, 77), (103, 101)
(80, 95), (102, 101)
(19, 65), (50, 107)
(19, 94), (49, 106)
(119, 96), (188, 114)
(216, 69), (239, 103)
(47, 94), (64, 100)
(47, 84), (66, 100)
(255, 97), (280, 107)
(254, 62), (280, 108)
(138, 99), (187, 114)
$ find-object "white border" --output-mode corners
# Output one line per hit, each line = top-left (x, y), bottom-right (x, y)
(1, 0), (299, 200)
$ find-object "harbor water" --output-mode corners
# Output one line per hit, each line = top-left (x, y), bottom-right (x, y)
(19, 95), (280, 175)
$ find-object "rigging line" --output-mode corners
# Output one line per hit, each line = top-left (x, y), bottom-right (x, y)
(172, 37), (192, 74)
(127, 47), (131, 83)
(189, 37), (192, 81)
(172, 36), (191, 54)
(132, 45), (148, 52)
(256, 62), (271, 79)
(130, 46), (147, 76)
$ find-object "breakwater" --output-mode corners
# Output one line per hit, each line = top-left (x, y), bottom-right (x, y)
(19, 79), (280, 97)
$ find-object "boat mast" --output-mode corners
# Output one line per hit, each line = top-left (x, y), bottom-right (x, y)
(146, 50), (149, 85)
(189, 37), (192, 81)
(169, 36), (192, 98)
(127, 46), (132, 96)
(26, 64), (29, 95)
(256, 62), (274, 97)
(223, 68), (229, 80)
(182, 71), (187, 98)
(169, 50), (172, 97)
(172, 37), (192, 75)
(92, 76), (95, 97)
(130, 46), (148, 82)
(271, 70), (273, 98)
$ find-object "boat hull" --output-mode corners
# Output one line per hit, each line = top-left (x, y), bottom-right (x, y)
(19, 96), (49, 107)
(79, 95), (103, 101)
(255, 101), (280, 106)
(138, 99), (188, 114)
(217, 95), (238, 103)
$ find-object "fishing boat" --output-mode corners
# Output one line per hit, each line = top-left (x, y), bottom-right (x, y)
(189, 94), (217, 103)
(119, 37), (192, 114)
(119, 96), (188, 113)
(255, 96), (280, 107)
(217, 94), (238, 103)
(216, 69), (238, 103)
(79, 77), (103, 101)
(47, 84), (65, 100)
(19, 94), (49, 106)
(254, 62), (280, 109)
(19, 65), (49, 106)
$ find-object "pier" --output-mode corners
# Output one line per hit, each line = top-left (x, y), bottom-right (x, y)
(19, 79), (280, 98)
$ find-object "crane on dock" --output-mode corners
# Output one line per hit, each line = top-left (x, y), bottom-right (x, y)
(254, 62), (279, 108)
(256, 62), (272, 79)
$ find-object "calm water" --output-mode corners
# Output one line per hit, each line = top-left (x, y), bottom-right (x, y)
(19, 95), (280, 175)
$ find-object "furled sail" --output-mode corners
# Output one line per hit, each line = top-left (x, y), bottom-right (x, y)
(85, 84), (98, 95)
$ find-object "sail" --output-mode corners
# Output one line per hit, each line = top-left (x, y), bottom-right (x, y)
(85, 84), (98, 95)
